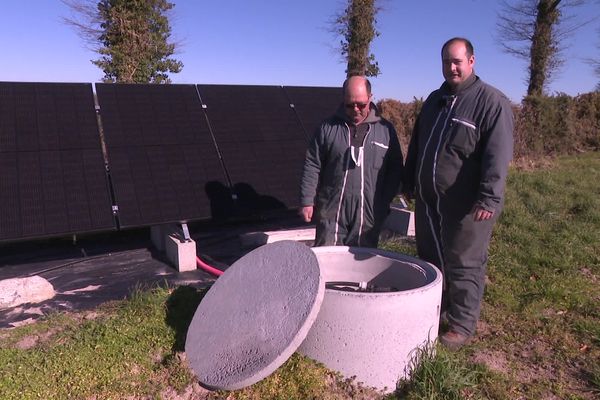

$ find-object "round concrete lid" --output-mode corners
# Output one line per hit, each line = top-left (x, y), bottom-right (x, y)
(185, 240), (324, 391)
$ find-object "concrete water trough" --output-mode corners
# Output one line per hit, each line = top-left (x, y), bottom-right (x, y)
(300, 246), (443, 392)
(185, 241), (442, 393)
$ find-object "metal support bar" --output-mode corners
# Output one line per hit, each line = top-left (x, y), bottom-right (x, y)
(181, 223), (191, 241)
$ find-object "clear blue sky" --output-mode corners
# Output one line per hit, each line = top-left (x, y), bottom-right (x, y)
(2, 0), (598, 103)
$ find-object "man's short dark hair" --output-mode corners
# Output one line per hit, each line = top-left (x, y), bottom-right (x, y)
(441, 37), (474, 58)
(343, 76), (372, 96)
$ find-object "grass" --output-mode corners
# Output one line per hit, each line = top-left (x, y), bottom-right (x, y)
(395, 342), (484, 400)
(1, 153), (599, 399)
(478, 154), (600, 399)
(0, 286), (190, 399)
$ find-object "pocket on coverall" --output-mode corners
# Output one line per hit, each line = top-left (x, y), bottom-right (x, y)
(447, 117), (478, 157)
(370, 141), (388, 169)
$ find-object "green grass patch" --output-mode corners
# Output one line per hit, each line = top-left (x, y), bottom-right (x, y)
(395, 343), (483, 400)
(0, 285), (206, 399)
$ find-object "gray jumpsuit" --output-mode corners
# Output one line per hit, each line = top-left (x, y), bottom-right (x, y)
(300, 105), (403, 247)
(404, 75), (514, 336)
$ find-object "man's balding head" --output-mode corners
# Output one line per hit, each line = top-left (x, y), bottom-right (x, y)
(343, 76), (372, 125)
(343, 76), (372, 96)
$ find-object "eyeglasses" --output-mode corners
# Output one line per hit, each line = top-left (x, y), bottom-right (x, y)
(345, 102), (369, 110)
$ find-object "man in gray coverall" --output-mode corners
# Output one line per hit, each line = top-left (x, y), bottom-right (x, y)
(404, 38), (514, 349)
(300, 76), (403, 247)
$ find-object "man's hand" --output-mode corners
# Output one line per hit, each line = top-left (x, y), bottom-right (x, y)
(472, 205), (494, 221)
(300, 206), (314, 222)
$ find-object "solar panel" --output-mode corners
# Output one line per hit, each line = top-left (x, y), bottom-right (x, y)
(197, 85), (308, 211)
(0, 82), (115, 242)
(283, 86), (343, 139)
(96, 84), (227, 228)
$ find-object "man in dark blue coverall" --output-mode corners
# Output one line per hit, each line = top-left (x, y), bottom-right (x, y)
(404, 38), (514, 350)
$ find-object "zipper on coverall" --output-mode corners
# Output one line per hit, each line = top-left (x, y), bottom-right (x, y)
(416, 95), (457, 280)
(333, 123), (372, 246)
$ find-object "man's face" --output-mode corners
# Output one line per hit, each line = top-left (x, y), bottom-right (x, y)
(344, 82), (371, 125)
(442, 41), (474, 89)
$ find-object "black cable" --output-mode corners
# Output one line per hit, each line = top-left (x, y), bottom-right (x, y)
(325, 281), (399, 293)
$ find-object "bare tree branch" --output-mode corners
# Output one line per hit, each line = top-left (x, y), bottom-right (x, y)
(586, 25), (600, 90)
(61, 0), (103, 51)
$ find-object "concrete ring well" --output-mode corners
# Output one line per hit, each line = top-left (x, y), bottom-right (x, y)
(298, 246), (442, 393)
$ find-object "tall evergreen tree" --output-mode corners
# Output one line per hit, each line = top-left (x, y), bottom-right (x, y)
(64, 0), (183, 83)
(334, 0), (381, 77)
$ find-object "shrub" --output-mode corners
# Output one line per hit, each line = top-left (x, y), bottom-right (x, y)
(513, 92), (600, 158)
(377, 97), (423, 155)
(379, 92), (600, 162)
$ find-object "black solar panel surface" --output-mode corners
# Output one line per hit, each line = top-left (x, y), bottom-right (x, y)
(0, 82), (114, 241)
(96, 84), (227, 228)
(283, 86), (342, 139)
(197, 85), (308, 210)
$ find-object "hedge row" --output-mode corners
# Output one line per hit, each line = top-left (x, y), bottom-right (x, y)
(377, 91), (600, 160)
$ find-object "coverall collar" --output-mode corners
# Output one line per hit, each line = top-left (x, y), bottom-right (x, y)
(441, 73), (478, 95)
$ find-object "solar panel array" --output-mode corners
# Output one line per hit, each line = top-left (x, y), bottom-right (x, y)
(0, 82), (115, 241)
(96, 84), (227, 228)
(0, 82), (342, 242)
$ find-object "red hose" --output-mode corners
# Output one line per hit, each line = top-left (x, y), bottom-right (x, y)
(196, 256), (224, 277)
